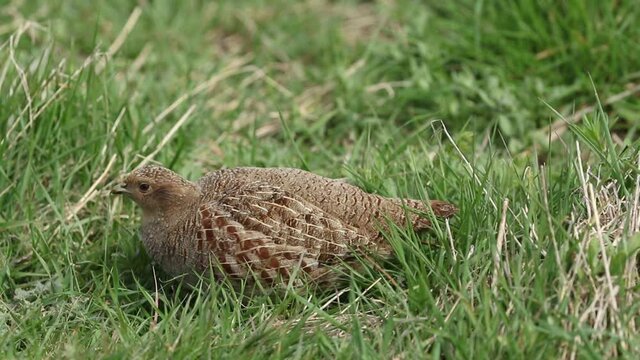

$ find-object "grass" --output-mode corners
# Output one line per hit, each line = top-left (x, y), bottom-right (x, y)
(1, 0), (640, 358)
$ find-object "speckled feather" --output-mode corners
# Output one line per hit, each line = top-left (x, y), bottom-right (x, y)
(114, 165), (457, 287)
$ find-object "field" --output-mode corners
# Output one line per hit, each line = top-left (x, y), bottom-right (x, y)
(2, 0), (640, 358)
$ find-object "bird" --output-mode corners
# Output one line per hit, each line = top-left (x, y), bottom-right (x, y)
(112, 164), (457, 288)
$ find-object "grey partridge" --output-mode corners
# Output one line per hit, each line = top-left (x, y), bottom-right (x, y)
(112, 165), (457, 287)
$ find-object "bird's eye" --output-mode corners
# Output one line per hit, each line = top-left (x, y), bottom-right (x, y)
(139, 183), (151, 193)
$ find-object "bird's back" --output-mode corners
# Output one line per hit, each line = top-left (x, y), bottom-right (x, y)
(197, 167), (455, 238)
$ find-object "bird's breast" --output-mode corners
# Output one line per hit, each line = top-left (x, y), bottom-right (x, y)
(140, 215), (197, 277)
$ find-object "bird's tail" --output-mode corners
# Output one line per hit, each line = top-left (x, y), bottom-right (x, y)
(389, 198), (458, 230)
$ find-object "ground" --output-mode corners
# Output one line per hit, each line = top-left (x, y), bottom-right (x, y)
(1, 0), (640, 358)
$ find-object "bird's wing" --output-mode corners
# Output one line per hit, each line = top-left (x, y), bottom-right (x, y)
(196, 181), (387, 284)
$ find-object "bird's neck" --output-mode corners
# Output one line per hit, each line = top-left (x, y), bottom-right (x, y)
(141, 197), (199, 230)
(140, 200), (199, 262)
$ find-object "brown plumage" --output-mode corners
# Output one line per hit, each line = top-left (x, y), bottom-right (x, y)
(112, 165), (457, 287)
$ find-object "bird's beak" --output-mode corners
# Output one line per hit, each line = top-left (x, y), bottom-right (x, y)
(111, 183), (130, 195)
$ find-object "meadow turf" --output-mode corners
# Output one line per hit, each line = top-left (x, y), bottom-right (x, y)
(1, 0), (640, 358)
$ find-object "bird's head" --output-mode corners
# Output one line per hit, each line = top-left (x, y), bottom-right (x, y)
(112, 165), (200, 215)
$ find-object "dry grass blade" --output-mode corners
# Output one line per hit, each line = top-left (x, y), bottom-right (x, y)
(446, 219), (457, 262)
(150, 265), (160, 331)
(492, 198), (509, 294)
(100, 108), (127, 159)
(141, 56), (253, 137)
(95, 7), (142, 74)
(66, 154), (117, 222)
(138, 105), (197, 168)
(586, 183), (619, 312)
